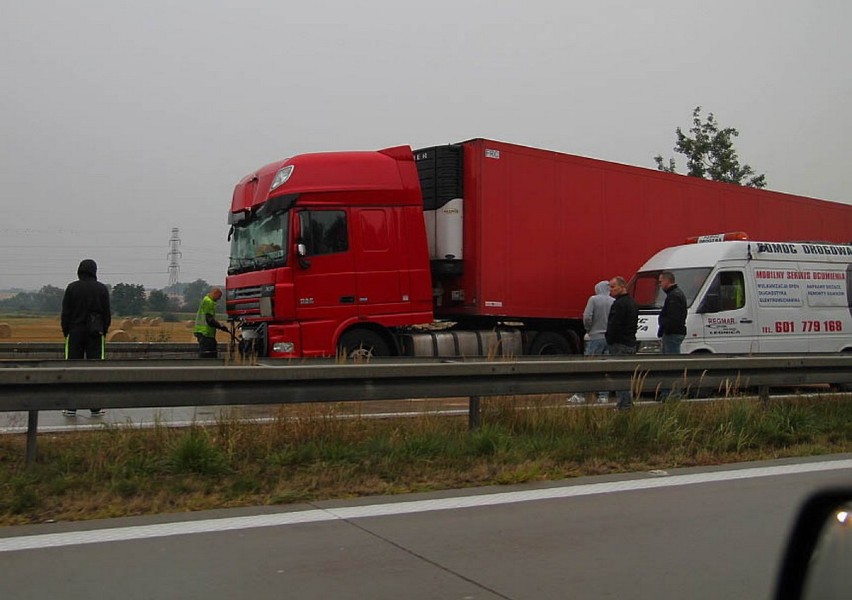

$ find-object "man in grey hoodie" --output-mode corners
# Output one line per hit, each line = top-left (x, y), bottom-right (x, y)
(571, 280), (615, 404)
(583, 280), (615, 356)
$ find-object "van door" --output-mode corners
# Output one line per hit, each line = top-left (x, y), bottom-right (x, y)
(696, 269), (759, 353)
(800, 262), (851, 352)
(753, 261), (808, 352)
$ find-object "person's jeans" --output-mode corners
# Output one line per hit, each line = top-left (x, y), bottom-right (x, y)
(660, 334), (686, 398)
(608, 343), (636, 409)
(585, 338), (609, 401)
(195, 333), (218, 358)
(585, 338), (608, 356)
(661, 334), (685, 355)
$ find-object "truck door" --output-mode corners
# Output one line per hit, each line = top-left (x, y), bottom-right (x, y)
(351, 207), (405, 316)
(292, 209), (357, 353)
(696, 269), (759, 353)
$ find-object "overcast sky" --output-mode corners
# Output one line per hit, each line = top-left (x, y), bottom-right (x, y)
(2, 1), (850, 291)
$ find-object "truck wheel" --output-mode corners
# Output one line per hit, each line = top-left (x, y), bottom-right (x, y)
(338, 329), (390, 360)
(527, 331), (573, 356)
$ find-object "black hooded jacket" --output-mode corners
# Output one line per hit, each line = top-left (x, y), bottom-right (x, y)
(61, 259), (112, 337)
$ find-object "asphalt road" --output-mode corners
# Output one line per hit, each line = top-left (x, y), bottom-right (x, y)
(2, 455), (851, 599)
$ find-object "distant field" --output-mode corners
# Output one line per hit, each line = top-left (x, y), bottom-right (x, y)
(0, 315), (198, 343)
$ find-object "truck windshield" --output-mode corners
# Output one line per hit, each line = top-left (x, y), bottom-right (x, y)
(228, 211), (288, 274)
(629, 267), (712, 309)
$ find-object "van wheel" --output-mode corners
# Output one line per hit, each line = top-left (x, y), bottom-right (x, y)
(527, 331), (573, 356)
(338, 329), (390, 361)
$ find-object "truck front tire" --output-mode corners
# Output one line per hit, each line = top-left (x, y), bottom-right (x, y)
(338, 329), (391, 360)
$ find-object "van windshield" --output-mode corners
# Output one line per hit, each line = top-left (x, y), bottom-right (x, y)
(629, 267), (712, 309)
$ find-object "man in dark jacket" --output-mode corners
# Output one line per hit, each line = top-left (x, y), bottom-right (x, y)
(657, 271), (687, 354)
(60, 259), (111, 417)
(606, 276), (639, 410)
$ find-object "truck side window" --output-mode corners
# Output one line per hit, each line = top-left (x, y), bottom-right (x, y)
(298, 210), (348, 256)
(698, 271), (745, 313)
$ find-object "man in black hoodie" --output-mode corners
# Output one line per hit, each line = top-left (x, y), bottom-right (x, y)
(60, 259), (111, 417)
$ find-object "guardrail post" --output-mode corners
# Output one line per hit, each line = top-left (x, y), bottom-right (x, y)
(469, 396), (481, 430)
(26, 410), (38, 466)
(759, 385), (770, 406)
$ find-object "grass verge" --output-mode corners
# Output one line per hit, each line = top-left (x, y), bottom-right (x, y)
(1, 395), (851, 525)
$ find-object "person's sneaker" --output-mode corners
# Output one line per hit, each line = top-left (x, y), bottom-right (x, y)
(89, 409), (105, 417)
(61, 409), (77, 417)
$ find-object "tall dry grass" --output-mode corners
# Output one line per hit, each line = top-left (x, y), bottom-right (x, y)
(1, 394), (851, 525)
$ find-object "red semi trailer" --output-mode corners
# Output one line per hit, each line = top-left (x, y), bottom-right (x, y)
(225, 138), (852, 358)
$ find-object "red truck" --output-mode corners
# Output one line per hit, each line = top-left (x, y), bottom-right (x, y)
(225, 138), (852, 358)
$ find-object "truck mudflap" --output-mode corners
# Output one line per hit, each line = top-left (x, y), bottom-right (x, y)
(399, 329), (522, 358)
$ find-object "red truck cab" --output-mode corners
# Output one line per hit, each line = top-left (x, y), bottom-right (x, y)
(226, 146), (433, 357)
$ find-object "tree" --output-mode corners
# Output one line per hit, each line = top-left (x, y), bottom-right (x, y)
(36, 285), (65, 313)
(182, 279), (211, 309)
(111, 283), (147, 316)
(0, 286), (64, 314)
(147, 289), (170, 312)
(654, 106), (767, 189)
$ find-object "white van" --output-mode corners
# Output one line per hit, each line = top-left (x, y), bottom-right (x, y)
(630, 234), (852, 354)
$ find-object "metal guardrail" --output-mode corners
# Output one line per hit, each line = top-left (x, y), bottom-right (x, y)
(0, 342), (211, 360)
(3, 354), (852, 465)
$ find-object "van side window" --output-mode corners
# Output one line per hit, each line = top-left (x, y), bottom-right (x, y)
(699, 271), (745, 313)
(298, 210), (348, 256)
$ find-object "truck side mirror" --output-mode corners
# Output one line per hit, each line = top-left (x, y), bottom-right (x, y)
(296, 243), (311, 269)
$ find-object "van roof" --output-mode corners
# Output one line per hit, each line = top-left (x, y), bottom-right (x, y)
(639, 240), (852, 271)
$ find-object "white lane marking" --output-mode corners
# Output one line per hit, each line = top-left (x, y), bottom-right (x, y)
(2, 458), (850, 553)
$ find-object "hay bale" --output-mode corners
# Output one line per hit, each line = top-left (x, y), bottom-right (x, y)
(131, 317), (141, 326)
(0, 323), (11, 338)
(150, 317), (162, 327)
(141, 317), (151, 325)
(107, 329), (131, 342)
(185, 320), (195, 328)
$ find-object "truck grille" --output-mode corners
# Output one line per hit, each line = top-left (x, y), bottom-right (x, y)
(227, 286), (265, 317)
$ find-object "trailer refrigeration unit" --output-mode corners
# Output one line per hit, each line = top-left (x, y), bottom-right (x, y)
(225, 138), (852, 359)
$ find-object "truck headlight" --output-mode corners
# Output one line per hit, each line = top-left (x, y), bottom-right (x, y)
(273, 342), (295, 353)
(270, 165), (294, 192)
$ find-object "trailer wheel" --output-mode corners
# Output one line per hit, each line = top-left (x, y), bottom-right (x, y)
(338, 329), (390, 361)
(527, 331), (573, 356)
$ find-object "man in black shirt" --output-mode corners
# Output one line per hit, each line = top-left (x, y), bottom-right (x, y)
(606, 276), (639, 409)
(657, 271), (688, 354)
